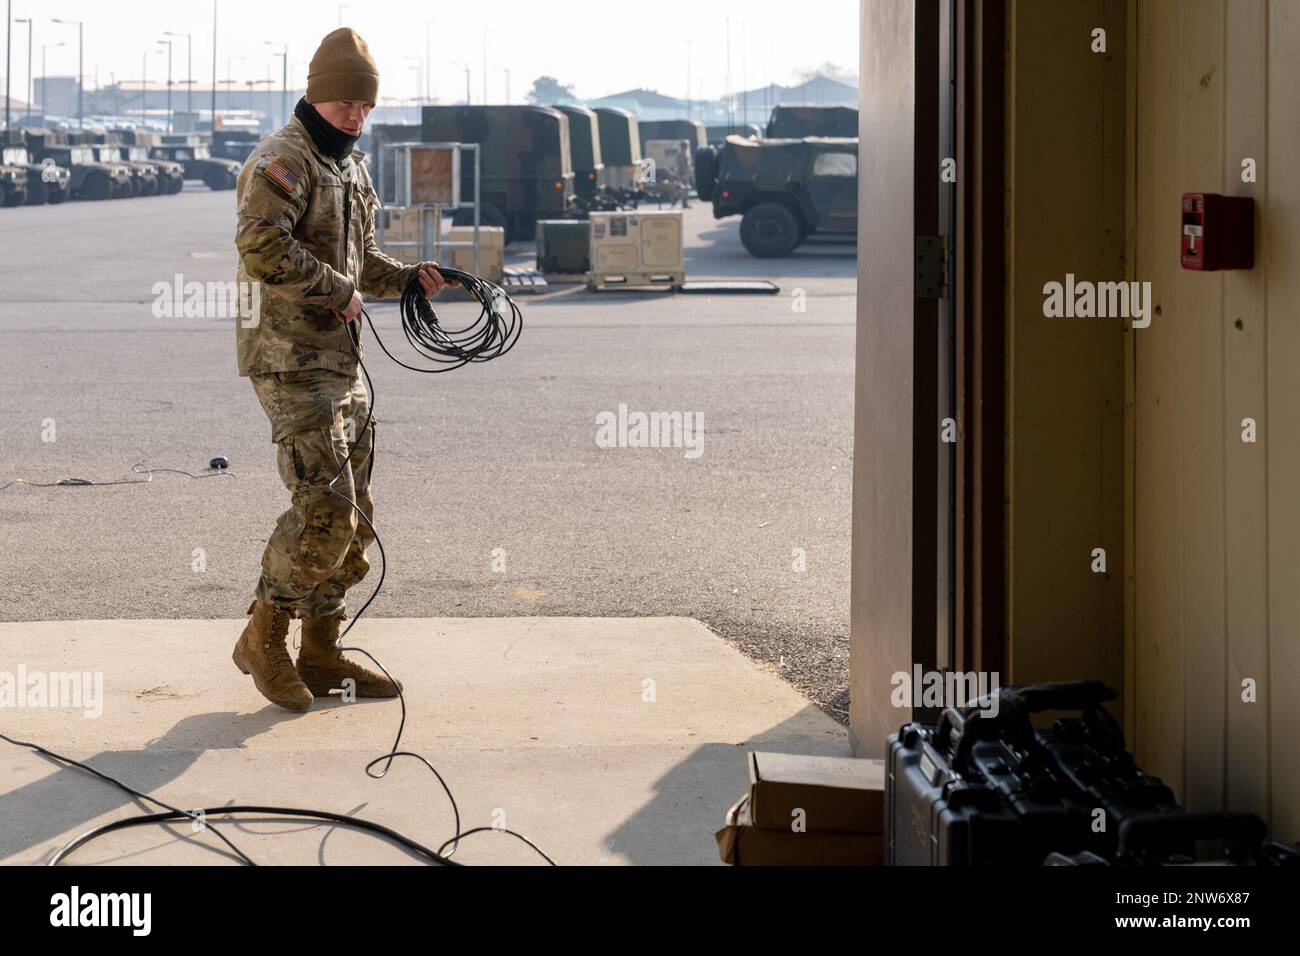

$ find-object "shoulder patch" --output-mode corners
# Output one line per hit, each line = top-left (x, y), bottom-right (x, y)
(260, 158), (301, 195)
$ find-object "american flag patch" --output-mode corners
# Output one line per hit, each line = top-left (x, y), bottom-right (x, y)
(261, 159), (298, 194)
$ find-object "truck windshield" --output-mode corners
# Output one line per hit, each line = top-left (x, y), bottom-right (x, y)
(97, 147), (123, 162)
(127, 147), (149, 160)
(70, 147), (93, 164)
(193, 146), (211, 159)
(2, 147), (26, 164)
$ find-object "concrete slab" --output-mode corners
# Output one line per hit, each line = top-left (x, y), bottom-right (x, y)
(0, 617), (850, 865)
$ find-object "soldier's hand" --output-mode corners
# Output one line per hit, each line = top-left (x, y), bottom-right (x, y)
(416, 261), (457, 297)
(335, 290), (364, 324)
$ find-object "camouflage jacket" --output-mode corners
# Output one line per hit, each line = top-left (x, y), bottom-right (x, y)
(234, 114), (418, 377)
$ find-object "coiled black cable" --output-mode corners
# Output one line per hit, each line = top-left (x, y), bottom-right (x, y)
(2, 270), (548, 866)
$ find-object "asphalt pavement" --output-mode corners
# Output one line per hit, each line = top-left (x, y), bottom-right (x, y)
(0, 184), (856, 722)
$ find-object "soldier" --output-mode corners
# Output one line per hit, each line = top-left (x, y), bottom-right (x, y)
(232, 28), (451, 711)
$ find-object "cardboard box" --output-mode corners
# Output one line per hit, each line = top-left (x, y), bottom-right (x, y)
(381, 207), (440, 265)
(446, 225), (505, 283)
(715, 794), (884, 866)
(747, 751), (885, 833)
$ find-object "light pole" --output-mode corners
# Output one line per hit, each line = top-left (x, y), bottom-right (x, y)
(481, 30), (488, 105)
(405, 56), (421, 110)
(14, 16), (31, 122)
(424, 21), (435, 103)
(141, 48), (159, 125)
(209, 0), (217, 128)
(164, 31), (191, 119)
(452, 61), (469, 105)
(40, 40), (63, 119)
(50, 16), (82, 128)
(225, 55), (243, 111)
(157, 37), (173, 131)
(337, 4), (348, 28)
(264, 41), (286, 128)
(494, 66), (510, 105)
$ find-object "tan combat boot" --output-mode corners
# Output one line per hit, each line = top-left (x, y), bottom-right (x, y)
(296, 611), (402, 698)
(232, 600), (314, 712)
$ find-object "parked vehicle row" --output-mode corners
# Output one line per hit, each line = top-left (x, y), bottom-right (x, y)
(0, 128), (241, 206)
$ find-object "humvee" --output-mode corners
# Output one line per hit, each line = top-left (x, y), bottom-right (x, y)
(24, 128), (131, 201)
(0, 130), (70, 204)
(421, 105), (575, 244)
(110, 129), (185, 194)
(152, 134), (239, 190)
(212, 128), (260, 163)
(765, 105), (859, 139)
(0, 159), (26, 206)
(641, 138), (692, 206)
(699, 135), (858, 258)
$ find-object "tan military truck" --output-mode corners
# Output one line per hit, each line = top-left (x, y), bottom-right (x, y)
(24, 128), (131, 201)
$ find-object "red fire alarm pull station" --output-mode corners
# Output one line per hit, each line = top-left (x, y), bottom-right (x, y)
(1181, 193), (1255, 270)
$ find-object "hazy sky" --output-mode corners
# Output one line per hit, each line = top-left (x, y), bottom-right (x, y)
(4, 0), (858, 103)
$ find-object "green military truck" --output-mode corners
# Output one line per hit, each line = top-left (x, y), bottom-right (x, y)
(593, 107), (643, 203)
(69, 130), (152, 196)
(553, 104), (605, 202)
(0, 129), (70, 204)
(24, 128), (131, 201)
(212, 128), (260, 162)
(637, 119), (707, 155)
(765, 105), (859, 139)
(705, 122), (762, 145)
(420, 105), (575, 244)
(699, 135), (858, 258)
(152, 134), (240, 190)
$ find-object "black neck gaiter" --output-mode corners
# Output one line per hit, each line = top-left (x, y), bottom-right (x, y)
(294, 96), (359, 162)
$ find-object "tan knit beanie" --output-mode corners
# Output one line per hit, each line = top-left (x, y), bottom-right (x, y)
(305, 28), (379, 104)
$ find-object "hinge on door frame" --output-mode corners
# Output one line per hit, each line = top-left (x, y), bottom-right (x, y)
(915, 234), (948, 300)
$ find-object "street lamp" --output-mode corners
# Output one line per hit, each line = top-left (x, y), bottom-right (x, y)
(225, 55), (243, 111)
(41, 40), (65, 120)
(452, 61), (470, 105)
(14, 16), (31, 122)
(405, 55), (421, 109)
(156, 37), (173, 131)
(50, 16), (82, 128)
(425, 21), (435, 103)
(264, 41), (286, 128)
(337, 4), (349, 28)
(494, 66), (510, 105)
(142, 47), (161, 126)
(163, 30), (192, 119)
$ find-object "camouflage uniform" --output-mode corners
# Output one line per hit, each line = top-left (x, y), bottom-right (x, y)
(235, 113), (416, 619)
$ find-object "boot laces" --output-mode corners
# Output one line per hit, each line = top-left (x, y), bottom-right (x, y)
(263, 613), (295, 673)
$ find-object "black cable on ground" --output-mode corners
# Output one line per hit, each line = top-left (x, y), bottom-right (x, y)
(0, 461), (233, 492)
(2, 270), (549, 866)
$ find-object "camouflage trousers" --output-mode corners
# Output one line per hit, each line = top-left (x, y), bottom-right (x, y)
(248, 367), (375, 620)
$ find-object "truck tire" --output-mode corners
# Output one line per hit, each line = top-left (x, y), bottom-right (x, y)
(204, 168), (235, 191)
(82, 173), (113, 201)
(24, 179), (48, 204)
(694, 146), (718, 201)
(740, 202), (802, 258)
(167, 177), (185, 195)
(139, 177), (158, 197)
(45, 185), (68, 204)
(2, 185), (27, 207)
(451, 200), (510, 244)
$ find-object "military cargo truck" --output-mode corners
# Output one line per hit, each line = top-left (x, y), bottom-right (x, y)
(553, 104), (605, 201)
(702, 135), (858, 258)
(68, 130), (149, 196)
(705, 122), (762, 144)
(637, 119), (707, 155)
(765, 105), (859, 139)
(151, 134), (239, 190)
(593, 107), (642, 195)
(24, 128), (131, 201)
(420, 105), (575, 244)
(1, 128), (70, 204)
